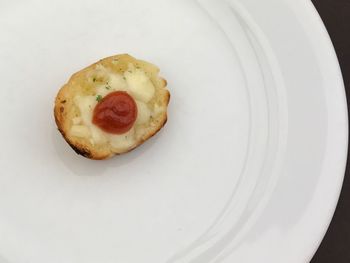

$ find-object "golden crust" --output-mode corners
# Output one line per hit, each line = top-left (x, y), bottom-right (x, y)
(54, 54), (170, 160)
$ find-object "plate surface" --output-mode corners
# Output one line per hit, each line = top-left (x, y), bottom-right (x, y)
(0, 0), (347, 262)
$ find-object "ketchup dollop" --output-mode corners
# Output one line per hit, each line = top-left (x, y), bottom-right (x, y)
(92, 91), (137, 134)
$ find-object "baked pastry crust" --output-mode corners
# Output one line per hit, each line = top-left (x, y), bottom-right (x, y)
(54, 54), (170, 160)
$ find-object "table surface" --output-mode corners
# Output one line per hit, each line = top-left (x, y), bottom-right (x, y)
(310, 0), (350, 262)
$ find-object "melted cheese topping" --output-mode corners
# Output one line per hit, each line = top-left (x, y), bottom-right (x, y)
(69, 64), (158, 150)
(124, 66), (155, 103)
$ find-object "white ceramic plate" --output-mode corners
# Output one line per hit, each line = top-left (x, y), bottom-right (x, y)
(0, 0), (347, 262)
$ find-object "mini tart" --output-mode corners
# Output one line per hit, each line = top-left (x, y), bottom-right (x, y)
(54, 54), (170, 160)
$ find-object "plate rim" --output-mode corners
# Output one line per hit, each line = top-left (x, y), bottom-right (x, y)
(222, 0), (349, 262)
(301, 0), (348, 261)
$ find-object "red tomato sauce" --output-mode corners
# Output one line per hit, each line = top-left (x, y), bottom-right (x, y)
(92, 91), (137, 134)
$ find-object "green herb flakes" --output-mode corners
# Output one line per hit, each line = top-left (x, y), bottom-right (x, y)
(96, 95), (102, 102)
